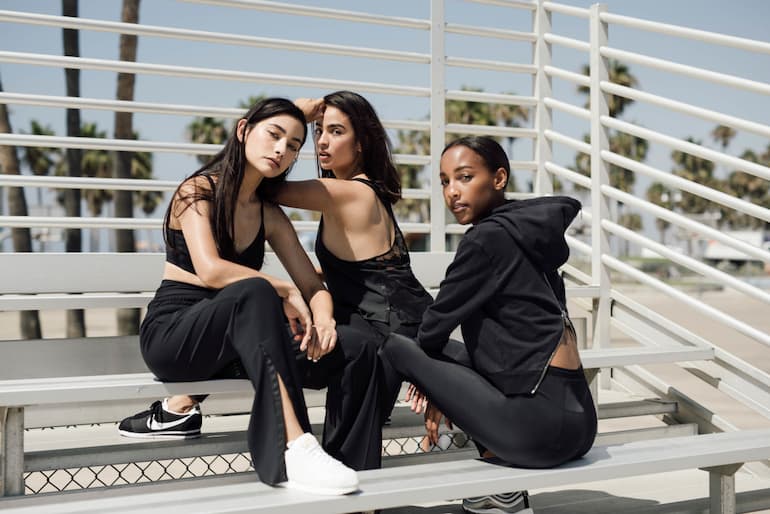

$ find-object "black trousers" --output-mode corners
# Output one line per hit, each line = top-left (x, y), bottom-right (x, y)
(380, 334), (597, 469)
(140, 278), (382, 484)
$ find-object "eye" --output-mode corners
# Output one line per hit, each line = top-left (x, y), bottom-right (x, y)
(313, 127), (322, 138)
(288, 143), (299, 153)
(268, 130), (280, 140)
(460, 173), (473, 182)
(439, 176), (449, 187)
(332, 128), (343, 136)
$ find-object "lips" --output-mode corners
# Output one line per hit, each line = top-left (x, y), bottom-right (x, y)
(318, 152), (331, 160)
(451, 203), (469, 212)
(265, 157), (280, 168)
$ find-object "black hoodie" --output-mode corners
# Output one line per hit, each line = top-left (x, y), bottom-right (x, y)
(417, 196), (581, 395)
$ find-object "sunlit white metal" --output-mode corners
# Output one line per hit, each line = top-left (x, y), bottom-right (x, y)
(0, 10), (429, 63)
(0, 216), (160, 230)
(590, 3), (612, 377)
(446, 90), (537, 106)
(600, 12), (770, 56)
(0, 92), (431, 132)
(543, 65), (590, 87)
(566, 235), (592, 256)
(602, 151), (770, 224)
(600, 82), (770, 140)
(602, 117), (770, 182)
(602, 219), (770, 305)
(601, 186), (770, 263)
(601, 47), (770, 96)
(445, 57), (537, 74)
(533, 0), (553, 195)
(511, 160), (539, 170)
(544, 161), (591, 189)
(445, 124), (536, 138)
(542, 1), (590, 18)
(430, 0), (446, 252)
(602, 255), (770, 349)
(0, 51), (430, 97)
(543, 33), (590, 52)
(179, 0), (431, 29)
(543, 129), (591, 154)
(465, 0), (536, 9)
(543, 97), (591, 120)
(0, 175), (177, 192)
(445, 23), (536, 42)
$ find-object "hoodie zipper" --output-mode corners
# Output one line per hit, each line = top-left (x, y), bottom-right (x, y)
(530, 275), (574, 395)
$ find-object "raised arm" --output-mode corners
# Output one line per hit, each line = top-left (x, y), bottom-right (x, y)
(273, 178), (362, 214)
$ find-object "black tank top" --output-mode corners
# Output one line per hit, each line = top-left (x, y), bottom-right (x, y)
(315, 178), (432, 329)
(165, 202), (266, 274)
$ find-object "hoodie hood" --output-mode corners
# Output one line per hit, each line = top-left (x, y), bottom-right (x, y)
(481, 196), (581, 271)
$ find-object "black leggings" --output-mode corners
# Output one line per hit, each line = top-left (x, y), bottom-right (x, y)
(140, 279), (382, 484)
(380, 334), (597, 468)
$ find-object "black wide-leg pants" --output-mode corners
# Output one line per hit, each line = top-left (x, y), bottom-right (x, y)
(380, 333), (597, 469)
(140, 278), (382, 484)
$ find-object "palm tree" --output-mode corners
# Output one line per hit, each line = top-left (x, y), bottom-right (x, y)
(62, 0), (86, 337)
(711, 124), (736, 151)
(578, 59), (639, 118)
(646, 182), (673, 243)
(0, 76), (42, 339)
(23, 120), (60, 210)
(187, 116), (228, 164)
(114, 0), (141, 335)
(723, 147), (770, 230)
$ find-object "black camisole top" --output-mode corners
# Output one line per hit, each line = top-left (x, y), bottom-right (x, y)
(165, 202), (266, 274)
(315, 178), (433, 330)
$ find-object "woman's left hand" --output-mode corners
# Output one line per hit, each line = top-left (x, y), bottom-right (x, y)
(424, 402), (453, 446)
(294, 98), (325, 123)
(306, 317), (337, 362)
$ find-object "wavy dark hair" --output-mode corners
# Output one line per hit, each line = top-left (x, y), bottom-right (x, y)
(320, 91), (401, 204)
(164, 97), (307, 261)
(442, 136), (510, 188)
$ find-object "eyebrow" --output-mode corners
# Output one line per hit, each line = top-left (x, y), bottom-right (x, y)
(452, 165), (474, 173)
(269, 123), (303, 145)
(323, 123), (346, 131)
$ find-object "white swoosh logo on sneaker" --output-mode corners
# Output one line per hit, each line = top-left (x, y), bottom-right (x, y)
(147, 416), (192, 431)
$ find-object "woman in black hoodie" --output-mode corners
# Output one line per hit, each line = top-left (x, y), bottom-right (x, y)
(381, 136), (597, 513)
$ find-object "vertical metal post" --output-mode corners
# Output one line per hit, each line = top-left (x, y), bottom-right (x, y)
(532, 0), (553, 196)
(703, 464), (742, 514)
(1, 406), (24, 496)
(429, 0), (447, 252)
(589, 4), (612, 388)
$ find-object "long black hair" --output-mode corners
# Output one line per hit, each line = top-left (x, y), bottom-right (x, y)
(442, 136), (510, 188)
(165, 97), (307, 260)
(321, 91), (401, 204)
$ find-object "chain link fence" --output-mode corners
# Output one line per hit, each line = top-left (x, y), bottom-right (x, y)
(24, 430), (472, 494)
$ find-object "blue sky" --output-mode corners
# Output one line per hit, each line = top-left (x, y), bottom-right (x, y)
(1, 0), (769, 249)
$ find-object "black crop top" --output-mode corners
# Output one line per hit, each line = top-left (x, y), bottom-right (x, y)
(165, 202), (266, 274)
(315, 178), (432, 328)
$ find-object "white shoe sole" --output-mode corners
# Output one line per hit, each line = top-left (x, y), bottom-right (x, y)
(278, 480), (359, 496)
(463, 507), (534, 514)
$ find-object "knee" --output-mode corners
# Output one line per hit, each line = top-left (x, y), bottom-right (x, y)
(224, 277), (278, 305)
(381, 333), (419, 362)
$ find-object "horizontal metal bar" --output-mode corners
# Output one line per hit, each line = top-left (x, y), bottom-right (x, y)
(599, 183), (770, 264)
(600, 12), (770, 56)
(0, 10), (429, 63)
(602, 116), (770, 182)
(599, 82), (770, 140)
(601, 217), (770, 305)
(543, 96), (591, 120)
(445, 57), (537, 74)
(445, 23), (536, 42)
(0, 92), (430, 132)
(0, 293), (154, 311)
(601, 46), (770, 96)
(561, 263), (593, 285)
(601, 255), (770, 349)
(464, 0), (536, 10)
(544, 65), (590, 87)
(544, 32), (590, 52)
(0, 51), (430, 97)
(445, 89), (538, 106)
(602, 150), (770, 224)
(544, 129), (591, 154)
(179, 0), (431, 29)
(445, 123), (536, 138)
(566, 234), (592, 256)
(511, 160), (538, 170)
(542, 1), (590, 18)
(544, 161), (592, 189)
(0, 174), (178, 192)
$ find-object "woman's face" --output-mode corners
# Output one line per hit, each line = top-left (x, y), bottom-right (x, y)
(239, 114), (305, 178)
(439, 145), (507, 225)
(314, 106), (360, 178)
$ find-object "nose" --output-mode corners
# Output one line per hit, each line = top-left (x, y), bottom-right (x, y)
(274, 139), (286, 157)
(446, 181), (460, 199)
(316, 131), (328, 148)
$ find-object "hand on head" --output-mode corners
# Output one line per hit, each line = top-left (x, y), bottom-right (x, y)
(294, 98), (325, 123)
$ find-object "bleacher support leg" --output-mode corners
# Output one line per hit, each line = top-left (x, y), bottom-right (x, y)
(703, 463), (742, 514)
(1, 406), (24, 496)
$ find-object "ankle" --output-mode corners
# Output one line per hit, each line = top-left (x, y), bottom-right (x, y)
(164, 397), (196, 414)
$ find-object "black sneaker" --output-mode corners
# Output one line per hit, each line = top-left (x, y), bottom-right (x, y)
(462, 491), (533, 514)
(118, 399), (202, 439)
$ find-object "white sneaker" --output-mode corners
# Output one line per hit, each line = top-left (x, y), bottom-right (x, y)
(282, 433), (359, 495)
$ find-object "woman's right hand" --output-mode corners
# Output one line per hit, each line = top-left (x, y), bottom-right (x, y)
(405, 383), (428, 414)
(281, 287), (313, 352)
(294, 98), (325, 123)
(424, 402), (453, 446)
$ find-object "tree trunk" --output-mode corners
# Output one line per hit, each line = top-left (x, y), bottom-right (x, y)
(63, 0), (86, 338)
(0, 77), (42, 339)
(115, 0), (141, 335)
